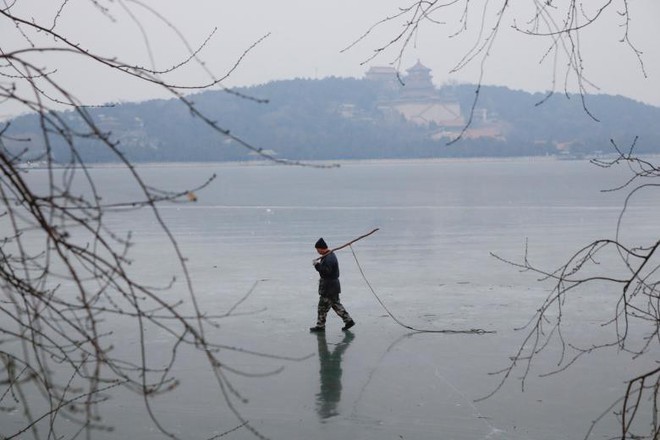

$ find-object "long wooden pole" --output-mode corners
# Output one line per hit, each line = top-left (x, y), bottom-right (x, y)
(314, 228), (379, 261)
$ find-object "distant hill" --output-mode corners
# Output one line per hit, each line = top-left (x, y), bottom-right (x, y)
(5, 75), (660, 163)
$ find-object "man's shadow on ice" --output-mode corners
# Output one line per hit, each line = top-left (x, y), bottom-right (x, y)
(315, 331), (355, 422)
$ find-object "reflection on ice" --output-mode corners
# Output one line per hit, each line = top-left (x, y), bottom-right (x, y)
(315, 331), (355, 421)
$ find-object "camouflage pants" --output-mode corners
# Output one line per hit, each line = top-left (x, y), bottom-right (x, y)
(316, 295), (352, 328)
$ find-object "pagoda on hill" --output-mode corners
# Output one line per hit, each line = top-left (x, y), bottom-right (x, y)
(400, 60), (435, 100)
(365, 60), (465, 128)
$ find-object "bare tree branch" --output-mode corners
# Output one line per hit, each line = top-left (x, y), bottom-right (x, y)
(0, 2), (316, 439)
(344, 0), (646, 140)
(488, 142), (660, 439)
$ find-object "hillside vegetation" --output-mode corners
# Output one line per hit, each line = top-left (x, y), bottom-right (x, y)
(6, 77), (660, 163)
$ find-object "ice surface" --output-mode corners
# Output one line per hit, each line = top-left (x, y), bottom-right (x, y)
(4, 158), (657, 439)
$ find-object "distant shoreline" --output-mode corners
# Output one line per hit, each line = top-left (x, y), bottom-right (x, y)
(21, 152), (660, 171)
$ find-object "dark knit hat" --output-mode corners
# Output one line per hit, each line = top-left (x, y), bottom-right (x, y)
(315, 238), (328, 249)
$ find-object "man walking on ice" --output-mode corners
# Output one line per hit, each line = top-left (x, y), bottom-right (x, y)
(310, 237), (355, 333)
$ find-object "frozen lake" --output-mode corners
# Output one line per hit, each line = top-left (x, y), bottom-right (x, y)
(3, 157), (658, 439)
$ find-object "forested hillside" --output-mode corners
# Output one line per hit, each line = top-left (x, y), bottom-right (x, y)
(6, 77), (660, 163)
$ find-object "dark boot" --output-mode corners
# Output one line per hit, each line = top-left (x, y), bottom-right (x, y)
(341, 320), (355, 331)
(309, 326), (325, 333)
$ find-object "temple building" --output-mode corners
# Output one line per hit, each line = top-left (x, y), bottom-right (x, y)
(364, 66), (399, 91)
(366, 60), (465, 128)
(400, 61), (435, 100)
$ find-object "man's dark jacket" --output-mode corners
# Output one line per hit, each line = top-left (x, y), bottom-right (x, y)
(314, 252), (341, 297)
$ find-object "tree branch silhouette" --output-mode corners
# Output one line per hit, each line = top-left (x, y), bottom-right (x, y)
(348, 3), (656, 437)
(0, 2), (312, 439)
(345, 0), (645, 142)
(488, 141), (660, 439)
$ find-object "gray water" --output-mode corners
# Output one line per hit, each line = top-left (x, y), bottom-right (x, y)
(3, 157), (658, 439)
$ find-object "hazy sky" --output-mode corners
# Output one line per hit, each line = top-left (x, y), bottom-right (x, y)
(2, 0), (659, 119)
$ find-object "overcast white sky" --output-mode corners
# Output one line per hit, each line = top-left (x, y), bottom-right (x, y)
(2, 0), (659, 119)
